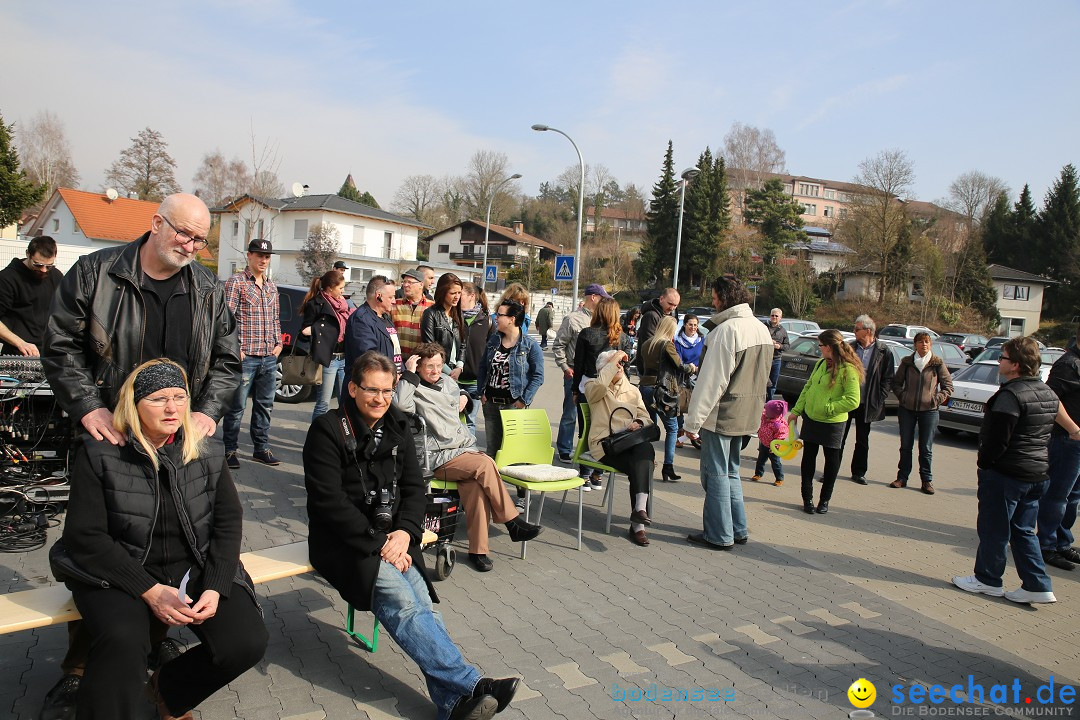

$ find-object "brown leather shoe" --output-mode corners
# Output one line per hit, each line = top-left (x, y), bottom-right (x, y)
(628, 528), (650, 546)
(630, 509), (652, 526)
(147, 671), (194, 720)
(889, 479), (907, 488)
(922, 481), (935, 495)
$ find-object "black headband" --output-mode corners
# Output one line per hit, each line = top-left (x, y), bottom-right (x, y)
(133, 364), (187, 403)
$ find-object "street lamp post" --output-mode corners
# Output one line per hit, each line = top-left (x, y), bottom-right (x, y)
(482, 173), (522, 293)
(532, 124), (584, 304)
(672, 167), (700, 290)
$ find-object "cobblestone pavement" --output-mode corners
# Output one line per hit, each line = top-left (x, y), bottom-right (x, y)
(3, 348), (1079, 719)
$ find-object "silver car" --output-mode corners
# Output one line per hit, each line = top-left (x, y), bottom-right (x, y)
(938, 361), (1051, 435)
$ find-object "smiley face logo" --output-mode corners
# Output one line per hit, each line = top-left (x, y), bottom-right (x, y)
(848, 678), (876, 708)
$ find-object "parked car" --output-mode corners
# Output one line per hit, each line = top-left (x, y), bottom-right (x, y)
(938, 360), (1052, 435)
(939, 333), (989, 359)
(985, 336), (1046, 350)
(778, 318), (821, 336)
(775, 336), (912, 407)
(972, 346), (1064, 365)
(889, 339), (970, 375)
(686, 306), (715, 319)
(276, 283), (314, 404)
(878, 324), (940, 340)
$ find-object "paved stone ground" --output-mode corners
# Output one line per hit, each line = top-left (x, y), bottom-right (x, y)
(3, 347), (1080, 719)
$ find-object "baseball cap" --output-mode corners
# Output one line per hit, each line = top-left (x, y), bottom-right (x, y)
(401, 269), (425, 283)
(333, 261), (348, 270)
(247, 239), (275, 254)
(584, 283), (612, 298)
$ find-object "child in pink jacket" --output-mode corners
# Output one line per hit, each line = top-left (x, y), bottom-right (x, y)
(752, 399), (788, 486)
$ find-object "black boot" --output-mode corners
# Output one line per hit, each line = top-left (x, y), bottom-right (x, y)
(505, 516), (542, 543)
(816, 501), (829, 514)
(662, 463), (681, 482)
(802, 501), (816, 515)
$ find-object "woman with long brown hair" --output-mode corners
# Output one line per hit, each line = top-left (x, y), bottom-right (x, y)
(787, 329), (863, 514)
(300, 269), (354, 421)
(640, 315), (683, 482)
(421, 273), (465, 379)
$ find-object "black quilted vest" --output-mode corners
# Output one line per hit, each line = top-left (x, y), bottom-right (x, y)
(981, 377), (1059, 481)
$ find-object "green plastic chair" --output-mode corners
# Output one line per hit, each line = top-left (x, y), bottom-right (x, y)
(493, 408), (586, 558)
(574, 403), (652, 534)
(345, 606), (379, 652)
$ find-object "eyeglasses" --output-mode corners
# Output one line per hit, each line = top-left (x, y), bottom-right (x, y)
(496, 312), (512, 318)
(29, 259), (55, 269)
(358, 385), (395, 398)
(143, 393), (189, 407)
(159, 215), (209, 250)
(999, 355), (1012, 361)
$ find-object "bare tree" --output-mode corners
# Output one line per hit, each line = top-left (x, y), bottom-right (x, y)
(461, 150), (516, 222)
(777, 260), (816, 317)
(295, 223), (340, 284)
(192, 150), (252, 207)
(723, 122), (787, 197)
(248, 125), (284, 198)
(942, 170), (1010, 227)
(392, 174), (442, 226)
(104, 127), (181, 201)
(17, 110), (79, 196)
(845, 149), (916, 304)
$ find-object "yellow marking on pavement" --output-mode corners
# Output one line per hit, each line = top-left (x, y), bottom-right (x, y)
(646, 641), (696, 666)
(546, 661), (598, 689)
(599, 651), (650, 675)
(732, 624), (780, 645)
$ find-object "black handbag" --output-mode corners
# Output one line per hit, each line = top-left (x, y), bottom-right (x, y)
(601, 407), (660, 458)
(649, 351), (681, 419)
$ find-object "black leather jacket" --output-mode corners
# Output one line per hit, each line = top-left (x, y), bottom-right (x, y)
(43, 234), (241, 421)
(420, 305), (463, 370)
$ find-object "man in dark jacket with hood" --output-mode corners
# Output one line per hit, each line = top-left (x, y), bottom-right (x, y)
(635, 288), (680, 374)
(0, 235), (63, 356)
(842, 314), (895, 485)
(304, 351), (520, 720)
(345, 275), (402, 374)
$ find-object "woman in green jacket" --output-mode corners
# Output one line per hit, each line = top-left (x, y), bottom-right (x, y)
(788, 329), (863, 515)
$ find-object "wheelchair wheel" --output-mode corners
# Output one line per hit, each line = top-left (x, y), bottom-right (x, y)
(434, 545), (456, 580)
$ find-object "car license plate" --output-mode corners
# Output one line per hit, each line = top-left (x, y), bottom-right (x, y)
(786, 362), (808, 372)
(950, 399), (983, 413)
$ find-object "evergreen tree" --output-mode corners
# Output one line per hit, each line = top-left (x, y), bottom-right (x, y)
(338, 174), (380, 208)
(1010, 184), (1039, 266)
(742, 178), (807, 264)
(1039, 164), (1080, 314)
(0, 114), (45, 228)
(980, 191), (1014, 266)
(638, 141), (678, 286)
(683, 149), (731, 290)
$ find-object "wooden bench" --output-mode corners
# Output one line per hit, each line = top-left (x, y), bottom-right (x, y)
(0, 533), (437, 643)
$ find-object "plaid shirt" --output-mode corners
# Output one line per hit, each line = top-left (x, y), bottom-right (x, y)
(224, 268), (281, 357)
(393, 295), (433, 359)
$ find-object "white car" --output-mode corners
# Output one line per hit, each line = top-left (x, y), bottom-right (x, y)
(938, 361), (1051, 435)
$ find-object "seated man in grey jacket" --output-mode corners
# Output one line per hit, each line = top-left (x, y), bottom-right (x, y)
(396, 343), (542, 572)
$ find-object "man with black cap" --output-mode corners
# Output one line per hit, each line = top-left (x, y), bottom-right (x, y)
(222, 239), (283, 469)
(393, 268), (434, 360)
(553, 284), (610, 465)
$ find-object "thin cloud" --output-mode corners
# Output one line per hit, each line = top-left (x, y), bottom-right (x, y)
(796, 74), (911, 131)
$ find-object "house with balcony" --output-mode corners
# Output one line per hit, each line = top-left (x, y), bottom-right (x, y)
(425, 220), (562, 283)
(584, 206), (647, 236)
(213, 193), (434, 288)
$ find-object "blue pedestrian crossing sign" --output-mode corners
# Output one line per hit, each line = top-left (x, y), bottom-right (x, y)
(554, 255), (575, 282)
(485, 265), (497, 284)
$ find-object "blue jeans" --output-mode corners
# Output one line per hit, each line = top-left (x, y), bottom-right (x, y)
(974, 468), (1052, 592)
(223, 355), (277, 453)
(460, 382), (480, 436)
(1037, 434), (1080, 552)
(767, 358), (781, 400)
(312, 355), (346, 422)
(896, 407), (938, 484)
(556, 374), (577, 457)
(699, 430), (747, 545)
(372, 564), (480, 720)
(754, 442), (784, 482)
(640, 385), (679, 465)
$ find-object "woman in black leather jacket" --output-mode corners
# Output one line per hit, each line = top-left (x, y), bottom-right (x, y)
(421, 273), (465, 379)
(300, 269), (354, 421)
(50, 359), (266, 719)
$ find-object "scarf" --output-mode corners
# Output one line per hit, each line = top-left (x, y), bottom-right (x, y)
(914, 351), (931, 372)
(674, 332), (702, 350)
(323, 291), (354, 343)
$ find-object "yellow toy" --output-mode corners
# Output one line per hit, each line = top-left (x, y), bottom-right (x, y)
(770, 427), (803, 460)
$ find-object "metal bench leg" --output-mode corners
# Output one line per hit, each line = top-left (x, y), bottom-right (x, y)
(520, 490), (531, 559)
(577, 485), (583, 550)
(605, 475), (614, 534)
(346, 604), (379, 652)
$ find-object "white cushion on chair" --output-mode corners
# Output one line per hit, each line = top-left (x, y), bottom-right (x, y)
(500, 464), (581, 483)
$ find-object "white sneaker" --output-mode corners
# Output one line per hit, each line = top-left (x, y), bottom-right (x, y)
(1004, 587), (1057, 604)
(952, 575), (1005, 597)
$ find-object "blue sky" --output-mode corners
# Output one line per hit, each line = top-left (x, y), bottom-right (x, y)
(4, 1), (1077, 211)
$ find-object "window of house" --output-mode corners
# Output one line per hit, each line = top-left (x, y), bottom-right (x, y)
(802, 204), (817, 215)
(294, 219), (308, 240)
(362, 269), (374, 281)
(232, 221), (239, 237)
(911, 281), (925, 298)
(52, 218), (60, 232)
(1003, 284), (1030, 301)
(824, 189), (837, 200)
(438, 244), (450, 254)
(823, 206), (834, 218)
(383, 231), (393, 257)
(798, 183), (819, 197)
(352, 225), (364, 254)
(1008, 317), (1025, 336)
(256, 219), (265, 239)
